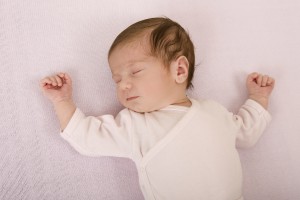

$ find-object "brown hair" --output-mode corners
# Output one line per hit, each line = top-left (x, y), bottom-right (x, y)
(108, 17), (195, 89)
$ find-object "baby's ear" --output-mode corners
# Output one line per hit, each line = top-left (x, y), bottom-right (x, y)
(171, 56), (189, 84)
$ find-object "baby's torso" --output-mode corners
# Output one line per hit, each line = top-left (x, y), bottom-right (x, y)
(128, 99), (243, 200)
(134, 105), (189, 156)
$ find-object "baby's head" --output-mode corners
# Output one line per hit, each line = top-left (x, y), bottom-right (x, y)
(108, 17), (195, 113)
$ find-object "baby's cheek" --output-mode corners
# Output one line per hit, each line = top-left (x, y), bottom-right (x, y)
(116, 91), (123, 101)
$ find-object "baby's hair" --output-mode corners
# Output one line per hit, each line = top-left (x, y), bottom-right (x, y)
(108, 17), (195, 89)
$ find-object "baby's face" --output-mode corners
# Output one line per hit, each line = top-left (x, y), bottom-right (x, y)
(108, 42), (179, 113)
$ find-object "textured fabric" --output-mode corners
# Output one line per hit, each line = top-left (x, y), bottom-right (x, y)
(1, 0), (300, 200)
(61, 99), (271, 200)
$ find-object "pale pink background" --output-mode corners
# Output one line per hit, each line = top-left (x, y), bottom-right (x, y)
(1, 0), (299, 199)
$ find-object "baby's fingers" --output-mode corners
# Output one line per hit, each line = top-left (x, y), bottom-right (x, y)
(47, 76), (59, 86)
(256, 74), (263, 86)
(266, 77), (275, 87)
(261, 75), (269, 87)
(60, 73), (72, 85)
(54, 75), (63, 86)
(258, 74), (275, 87)
(40, 75), (61, 88)
(247, 72), (258, 81)
(40, 77), (52, 87)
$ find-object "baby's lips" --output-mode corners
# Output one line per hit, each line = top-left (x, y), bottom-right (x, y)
(126, 96), (139, 101)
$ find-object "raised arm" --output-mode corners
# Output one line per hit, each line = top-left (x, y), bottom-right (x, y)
(234, 72), (275, 148)
(247, 72), (275, 109)
(40, 73), (76, 130)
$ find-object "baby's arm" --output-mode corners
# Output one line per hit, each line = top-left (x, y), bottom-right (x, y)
(232, 72), (275, 148)
(40, 73), (76, 130)
(40, 73), (133, 158)
(246, 72), (275, 109)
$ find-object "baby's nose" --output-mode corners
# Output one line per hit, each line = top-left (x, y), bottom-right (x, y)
(119, 79), (132, 90)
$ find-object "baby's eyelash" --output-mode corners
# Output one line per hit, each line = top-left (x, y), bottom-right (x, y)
(132, 69), (142, 74)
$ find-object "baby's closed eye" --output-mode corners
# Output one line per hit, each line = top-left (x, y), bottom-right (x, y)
(132, 68), (145, 75)
(132, 69), (142, 74)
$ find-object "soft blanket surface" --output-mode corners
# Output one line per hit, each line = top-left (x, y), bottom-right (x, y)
(1, 0), (300, 199)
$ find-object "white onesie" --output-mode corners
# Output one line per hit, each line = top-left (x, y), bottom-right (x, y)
(61, 98), (271, 200)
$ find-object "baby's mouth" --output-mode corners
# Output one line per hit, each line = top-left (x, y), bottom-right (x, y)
(126, 96), (139, 101)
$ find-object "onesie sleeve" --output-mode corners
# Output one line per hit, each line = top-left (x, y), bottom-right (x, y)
(60, 108), (133, 159)
(232, 99), (272, 148)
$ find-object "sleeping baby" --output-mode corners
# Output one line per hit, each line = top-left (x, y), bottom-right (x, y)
(40, 17), (275, 200)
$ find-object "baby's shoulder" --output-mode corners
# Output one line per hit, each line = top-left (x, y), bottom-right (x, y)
(191, 98), (228, 114)
(116, 108), (145, 120)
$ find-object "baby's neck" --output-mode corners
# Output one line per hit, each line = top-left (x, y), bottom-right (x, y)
(171, 97), (192, 107)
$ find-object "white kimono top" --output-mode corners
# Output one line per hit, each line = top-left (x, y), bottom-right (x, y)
(61, 98), (271, 200)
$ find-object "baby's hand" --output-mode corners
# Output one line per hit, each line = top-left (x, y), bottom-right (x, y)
(40, 73), (73, 104)
(246, 72), (275, 109)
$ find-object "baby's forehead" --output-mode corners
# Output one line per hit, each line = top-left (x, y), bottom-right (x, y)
(109, 40), (151, 62)
(109, 49), (148, 72)
(121, 36), (151, 52)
